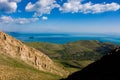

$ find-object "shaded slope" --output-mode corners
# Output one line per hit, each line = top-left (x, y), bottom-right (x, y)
(62, 47), (120, 80)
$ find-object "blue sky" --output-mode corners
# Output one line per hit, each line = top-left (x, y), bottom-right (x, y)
(0, 0), (120, 33)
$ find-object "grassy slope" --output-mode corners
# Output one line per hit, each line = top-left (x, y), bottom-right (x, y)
(25, 40), (118, 60)
(0, 54), (62, 80)
(0, 40), (117, 80)
(25, 40), (118, 73)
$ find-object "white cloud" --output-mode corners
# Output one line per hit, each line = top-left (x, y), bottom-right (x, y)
(25, 0), (60, 17)
(0, 16), (39, 24)
(60, 0), (120, 14)
(42, 16), (48, 20)
(0, 0), (21, 13)
(0, 16), (14, 23)
(15, 17), (39, 24)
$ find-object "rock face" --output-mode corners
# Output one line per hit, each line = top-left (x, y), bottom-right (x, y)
(62, 47), (120, 80)
(0, 31), (66, 76)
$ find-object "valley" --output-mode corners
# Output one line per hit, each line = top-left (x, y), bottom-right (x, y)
(0, 31), (119, 80)
(25, 40), (118, 73)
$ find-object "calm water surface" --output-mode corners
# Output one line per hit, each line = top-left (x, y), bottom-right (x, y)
(7, 32), (120, 44)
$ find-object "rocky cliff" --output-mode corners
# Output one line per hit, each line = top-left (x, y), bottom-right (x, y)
(62, 47), (120, 80)
(0, 31), (67, 76)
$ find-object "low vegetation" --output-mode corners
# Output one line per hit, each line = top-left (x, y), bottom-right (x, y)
(25, 40), (118, 72)
(25, 40), (118, 60)
(0, 40), (118, 80)
(0, 54), (62, 80)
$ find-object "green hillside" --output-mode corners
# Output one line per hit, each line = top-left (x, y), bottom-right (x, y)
(0, 53), (62, 80)
(25, 40), (118, 60)
(0, 40), (118, 80)
(25, 40), (118, 72)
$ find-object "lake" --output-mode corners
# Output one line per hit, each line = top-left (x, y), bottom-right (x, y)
(7, 32), (120, 44)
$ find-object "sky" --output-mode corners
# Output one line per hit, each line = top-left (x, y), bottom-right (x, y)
(0, 0), (120, 33)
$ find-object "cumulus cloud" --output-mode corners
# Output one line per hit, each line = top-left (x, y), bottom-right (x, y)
(25, 0), (120, 16)
(42, 16), (48, 20)
(60, 0), (120, 14)
(0, 0), (21, 13)
(25, 0), (60, 17)
(0, 16), (39, 24)
(0, 0), (120, 25)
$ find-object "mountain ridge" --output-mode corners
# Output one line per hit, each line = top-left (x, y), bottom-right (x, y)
(0, 31), (67, 76)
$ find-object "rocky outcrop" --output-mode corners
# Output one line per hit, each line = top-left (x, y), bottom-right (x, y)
(62, 47), (120, 80)
(0, 31), (67, 76)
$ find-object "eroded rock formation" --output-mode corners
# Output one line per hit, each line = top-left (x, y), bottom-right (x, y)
(0, 31), (67, 76)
